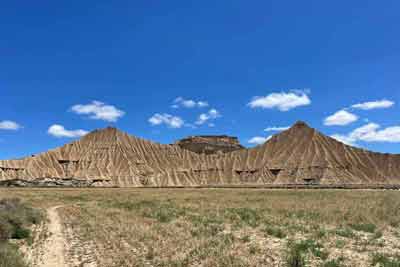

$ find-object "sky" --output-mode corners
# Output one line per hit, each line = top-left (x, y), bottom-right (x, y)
(1, 0), (400, 159)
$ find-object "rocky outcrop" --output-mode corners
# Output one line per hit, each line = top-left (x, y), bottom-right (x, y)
(1, 122), (399, 187)
(0, 178), (112, 187)
(175, 135), (244, 155)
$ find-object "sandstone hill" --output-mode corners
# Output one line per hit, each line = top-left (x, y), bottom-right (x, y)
(1, 121), (399, 187)
(175, 135), (244, 155)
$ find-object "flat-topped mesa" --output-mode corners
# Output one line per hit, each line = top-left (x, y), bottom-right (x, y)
(175, 135), (244, 155)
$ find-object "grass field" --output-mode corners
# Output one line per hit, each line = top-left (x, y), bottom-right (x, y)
(1, 188), (400, 267)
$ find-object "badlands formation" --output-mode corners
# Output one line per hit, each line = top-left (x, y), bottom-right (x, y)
(0, 121), (400, 187)
(175, 135), (244, 155)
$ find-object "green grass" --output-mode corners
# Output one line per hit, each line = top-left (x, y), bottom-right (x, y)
(335, 227), (355, 238)
(226, 207), (260, 227)
(0, 243), (27, 267)
(321, 257), (344, 267)
(350, 223), (377, 233)
(285, 241), (307, 267)
(264, 225), (286, 239)
(285, 239), (330, 266)
(0, 198), (43, 267)
(335, 240), (346, 249)
(296, 239), (328, 260)
(0, 198), (43, 241)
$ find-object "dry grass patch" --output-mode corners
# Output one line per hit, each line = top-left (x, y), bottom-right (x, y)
(1, 188), (400, 266)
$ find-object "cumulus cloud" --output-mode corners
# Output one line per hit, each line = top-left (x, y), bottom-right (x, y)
(248, 136), (271, 145)
(173, 97), (209, 109)
(330, 134), (357, 146)
(331, 123), (400, 146)
(195, 109), (221, 125)
(248, 90), (311, 111)
(148, 113), (185, 128)
(48, 124), (88, 138)
(264, 126), (290, 132)
(0, 120), (22, 130)
(70, 101), (125, 122)
(324, 110), (358, 126)
(352, 99), (394, 110)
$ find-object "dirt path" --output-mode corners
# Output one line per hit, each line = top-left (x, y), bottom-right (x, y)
(25, 205), (97, 267)
(41, 206), (67, 266)
(26, 206), (67, 267)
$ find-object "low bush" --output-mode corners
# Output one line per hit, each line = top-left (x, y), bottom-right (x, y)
(296, 239), (328, 260)
(335, 227), (355, 238)
(226, 207), (260, 227)
(285, 241), (307, 267)
(264, 225), (286, 239)
(0, 198), (42, 241)
(350, 223), (376, 233)
(0, 198), (42, 267)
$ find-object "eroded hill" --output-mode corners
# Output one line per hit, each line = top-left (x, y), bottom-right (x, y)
(1, 121), (399, 187)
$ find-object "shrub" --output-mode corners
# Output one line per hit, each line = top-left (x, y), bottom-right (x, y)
(264, 225), (286, 239)
(0, 198), (42, 242)
(11, 226), (31, 240)
(335, 227), (355, 238)
(296, 239), (328, 260)
(226, 208), (260, 227)
(286, 242), (307, 267)
(350, 223), (376, 233)
(335, 240), (346, 249)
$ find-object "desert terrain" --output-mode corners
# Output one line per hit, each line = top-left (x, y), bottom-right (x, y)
(1, 122), (400, 188)
(1, 188), (400, 267)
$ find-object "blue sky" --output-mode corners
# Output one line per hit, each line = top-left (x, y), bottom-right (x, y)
(1, 0), (400, 159)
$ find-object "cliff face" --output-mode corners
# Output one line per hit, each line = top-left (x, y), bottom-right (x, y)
(1, 122), (399, 187)
(175, 135), (244, 155)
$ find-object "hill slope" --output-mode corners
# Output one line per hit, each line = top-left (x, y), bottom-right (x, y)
(1, 122), (399, 186)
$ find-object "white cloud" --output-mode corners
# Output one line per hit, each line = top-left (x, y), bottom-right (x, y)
(248, 90), (311, 111)
(195, 109), (221, 125)
(352, 123), (400, 143)
(197, 101), (209, 108)
(173, 97), (209, 109)
(331, 122), (400, 145)
(352, 99), (394, 110)
(148, 113), (185, 128)
(70, 101), (125, 122)
(48, 124), (88, 138)
(264, 126), (290, 132)
(0, 120), (22, 130)
(324, 110), (358, 126)
(330, 134), (357, 146)
(248, 136), (271, 145)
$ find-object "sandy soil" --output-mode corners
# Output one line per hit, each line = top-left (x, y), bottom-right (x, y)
(41, 206), (66, 267)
